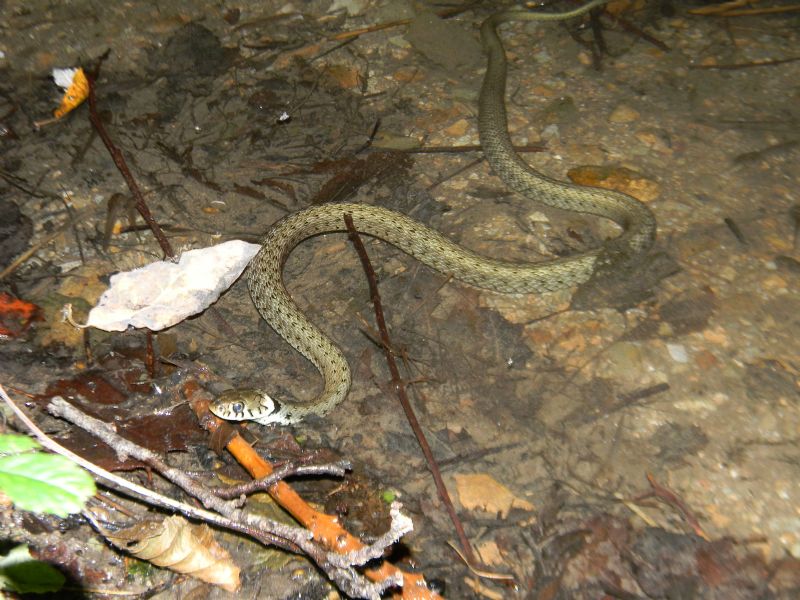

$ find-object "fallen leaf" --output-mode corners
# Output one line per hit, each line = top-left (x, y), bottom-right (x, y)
(104, 515), (240, 592)
(52, 68), (89, 118)
(453, 473), (534, 518)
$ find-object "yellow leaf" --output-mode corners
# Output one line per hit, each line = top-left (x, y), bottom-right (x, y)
(54, 68), (89, 118)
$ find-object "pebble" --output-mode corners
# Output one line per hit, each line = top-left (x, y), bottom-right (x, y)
(666, 343), (689, 363)
(444, 118), (469, 137)
(603, 342), (645, 382)
(609, 104), (640, 123)
(635, 128), (672, 152)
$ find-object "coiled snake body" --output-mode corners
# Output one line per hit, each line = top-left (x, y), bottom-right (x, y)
(209, 0), (656, 425)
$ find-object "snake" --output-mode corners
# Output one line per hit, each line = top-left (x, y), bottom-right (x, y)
(209, 0), (657, 426)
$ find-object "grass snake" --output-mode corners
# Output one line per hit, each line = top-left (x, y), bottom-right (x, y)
(209, 0), (657, 425)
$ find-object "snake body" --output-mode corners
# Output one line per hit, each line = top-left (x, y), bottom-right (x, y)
(209, 0), (656, 425)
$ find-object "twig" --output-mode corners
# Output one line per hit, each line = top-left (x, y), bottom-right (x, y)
(689, 1), (800, 17)
(211, 461), (352, 498)
(58, 193), (85, 264)
(187, 383), (438, 599)
(616, 382), (670, 404)
(343, 214), (481, 569)
(327, 4), (475, 42)
(0, 384), (399, 599)
(0, 228), (67, 281)
(713, 6), (800, 16)
(354, 118), (382, 155)
(602, 11), (670, 53)
(643, 473), (708, 540)
(723, 217), (748, 245)
(145, 330), (157, 378)
(689, 57), (800, 70)
(427, 157), (484, 192)
(84, 69), (174, 259)
(407, 144), (545, 154)
(790, 204), (800, 251)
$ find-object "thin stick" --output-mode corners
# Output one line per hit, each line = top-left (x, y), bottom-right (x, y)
(0, 228), (66, 281)
(0, 385), (299, 552)
(343, 213), (480, 568)
(1, 384), (401, 598)
(645, 473), (708, 540)
(84, 69), (174, 259)
(211, 461), (352, 498)
(689, 56), (800, 70)
(327, 5), (474, 42)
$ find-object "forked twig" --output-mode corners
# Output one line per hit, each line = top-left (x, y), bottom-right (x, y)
(84, 60), (174, 259)
(186, 382), (438, 599)
(0, 383), (409, 599)
(344, 213), (500, 576)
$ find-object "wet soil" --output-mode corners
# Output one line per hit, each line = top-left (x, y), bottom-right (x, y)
(1, 0), (799, 598)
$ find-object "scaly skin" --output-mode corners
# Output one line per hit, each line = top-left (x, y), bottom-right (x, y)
(209, 0), (656, 425)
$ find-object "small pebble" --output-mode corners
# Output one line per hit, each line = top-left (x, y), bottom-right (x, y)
(609, 104), (640, 123)
(667, 343), (689, 363)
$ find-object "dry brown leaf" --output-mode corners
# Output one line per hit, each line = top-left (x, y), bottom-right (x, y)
(567, 165), (660, 202)
(105, 515), (240, 592)
(453, 473), (535, 518)
(476, 540), (504, 566)
(464, 576), (505, 600)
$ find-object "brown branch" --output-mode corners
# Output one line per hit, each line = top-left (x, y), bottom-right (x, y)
(327, 4), (475, 42)
(84, 71), (174, 259)
(643, 473), (707, 540)
(35, 392), (398, 598)
(689, 56), (800, 70)
(187, 383), (437, 599)
(343, 213), (481, 569)
(211, 461), (352, 499)
(689, 3), (800, 16)
(406, 144), (545, 154)
(602, 11), (670, 53)
(427, 157), (484, 192)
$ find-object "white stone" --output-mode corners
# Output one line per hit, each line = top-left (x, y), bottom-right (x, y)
(86, 241), (260, 332)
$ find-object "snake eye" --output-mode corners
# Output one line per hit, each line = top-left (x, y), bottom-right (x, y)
(231, 402), (244, 415)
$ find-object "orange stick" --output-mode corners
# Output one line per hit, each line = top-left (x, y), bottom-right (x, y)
(186, 382), (440, 599)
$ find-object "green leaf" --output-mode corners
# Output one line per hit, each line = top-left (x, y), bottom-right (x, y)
(0, 453), (95, 517)
(0, 434), (40, 456)
(0, 545), (65, 593)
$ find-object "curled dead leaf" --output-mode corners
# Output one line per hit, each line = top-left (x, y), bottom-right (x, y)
(104, 515), (240, 592)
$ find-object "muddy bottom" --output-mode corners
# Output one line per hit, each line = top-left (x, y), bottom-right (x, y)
(1, 0), (799, 598)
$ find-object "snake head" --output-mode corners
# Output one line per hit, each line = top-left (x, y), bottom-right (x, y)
(209, 389), (292, 425)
